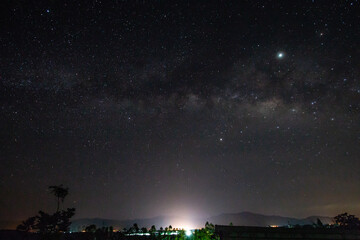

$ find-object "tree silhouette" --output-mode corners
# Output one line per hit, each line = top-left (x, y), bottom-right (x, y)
(49, 184), (69, 212)
(85, 224), (97, 233)
(17, 185), (76, 239)
(132, 223), (139, 233)
(149, 225), (156, 236)
(36, 208), (75, 234)
(16, 216), (36, 232)
(205, 221), (215, 235)
(175, 229), (185, 240)
(334, 213), (360, 229)
(141, 227), (148, 233)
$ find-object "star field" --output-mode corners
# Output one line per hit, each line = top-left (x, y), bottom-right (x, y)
(1, 0), (360, 222)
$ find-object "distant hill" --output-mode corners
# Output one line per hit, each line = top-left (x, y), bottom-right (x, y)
(207, 212), (333, 227)
(69, 212), (333, 232)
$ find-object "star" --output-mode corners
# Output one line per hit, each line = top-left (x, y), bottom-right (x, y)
(1, 0), (359, 227)
(277, 52), (285, 59)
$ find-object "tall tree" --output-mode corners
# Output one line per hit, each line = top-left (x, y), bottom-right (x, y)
(17, 185), (76, 238)
(49, 184), (69, 212)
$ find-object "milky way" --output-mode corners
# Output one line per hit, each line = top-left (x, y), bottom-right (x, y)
(1, 1), (360, 222)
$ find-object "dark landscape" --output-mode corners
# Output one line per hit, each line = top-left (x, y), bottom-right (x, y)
(68, 212), (334, 231)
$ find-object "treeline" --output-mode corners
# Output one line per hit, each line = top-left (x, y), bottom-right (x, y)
(287, 213), (360, 230)
(76, 222), (218, 240)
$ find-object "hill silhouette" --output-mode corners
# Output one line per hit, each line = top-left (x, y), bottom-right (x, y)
(69, 212), (333, 231)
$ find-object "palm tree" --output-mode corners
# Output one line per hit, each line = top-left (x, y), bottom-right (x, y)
(48, 184), (69, 212)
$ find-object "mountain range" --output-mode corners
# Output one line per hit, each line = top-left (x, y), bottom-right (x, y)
(69, 212), (333, 232)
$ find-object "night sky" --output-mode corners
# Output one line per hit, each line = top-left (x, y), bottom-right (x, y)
(1, 0), (360, 223)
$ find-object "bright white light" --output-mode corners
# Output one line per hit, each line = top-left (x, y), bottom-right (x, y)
(277, 52), (285, 59)
(186, 230), (192, 236)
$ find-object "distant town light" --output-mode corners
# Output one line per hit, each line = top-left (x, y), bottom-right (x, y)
(186, 229), (192, 236)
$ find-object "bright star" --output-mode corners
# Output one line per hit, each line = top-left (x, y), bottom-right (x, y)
(277, 52), (285, 59)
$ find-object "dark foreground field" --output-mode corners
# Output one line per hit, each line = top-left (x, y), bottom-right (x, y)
(1, 230), (161, 240)
(2, 226), (360, 240)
